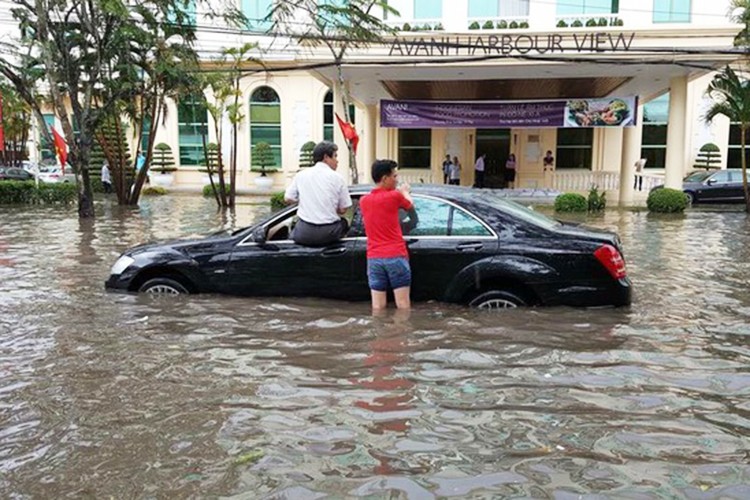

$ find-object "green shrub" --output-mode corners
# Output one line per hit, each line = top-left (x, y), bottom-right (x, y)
(402, 23), (411, 31)
(142, 186), (167, 196)
(519, 21), (529, 28)
(482, 20), (494, 29)
(598, 17), (608, 26)
(468, 21), (480, 30)
(509, 20), (519, 29)
(202, 183), (232, 197)
(587, 186), (606, 211)
(497, 20), (507, 29)
(554, 193), (588, 212)
(572, 19), (583, 27)
(647, 188), (688, 213)
(556, 20), (569, 27)
(0, 181), (76, 204)
(270, 191), (286, 211)
(585, 18), (597, 27)
(36, 182), (77, 204)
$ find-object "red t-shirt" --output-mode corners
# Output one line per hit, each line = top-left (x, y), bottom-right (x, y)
(360, 188), (414, 259)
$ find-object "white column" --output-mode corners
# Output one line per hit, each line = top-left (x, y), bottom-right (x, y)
(528, 0), (556, 30)
(619, 106), (643, 206)
(665, 76), (688, 189)
(333, 81), (352, 183)
(443, 0), (468, 32)
(362, 104), (378, 178)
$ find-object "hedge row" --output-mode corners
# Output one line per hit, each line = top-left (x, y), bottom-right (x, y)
(0, 181), (77, 204)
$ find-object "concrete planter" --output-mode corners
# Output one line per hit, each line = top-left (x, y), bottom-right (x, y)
(150, 172), (174, 187)
(254, 176), (274, 190)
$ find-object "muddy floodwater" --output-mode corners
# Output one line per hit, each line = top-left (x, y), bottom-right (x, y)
(1, 195), (749, 498)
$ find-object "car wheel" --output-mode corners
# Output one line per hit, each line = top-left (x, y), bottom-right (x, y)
(684, 191), (694, 206)
(469, 290), (526, 310)
(138, 277), (189, 295)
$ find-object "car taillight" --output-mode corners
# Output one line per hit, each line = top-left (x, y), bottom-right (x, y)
(594, 244), (627, 280)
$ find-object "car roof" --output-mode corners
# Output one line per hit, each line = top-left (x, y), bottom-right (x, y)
(350, 184), (490, 202)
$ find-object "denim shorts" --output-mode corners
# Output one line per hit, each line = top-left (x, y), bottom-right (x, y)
(367, 257), (411, 292)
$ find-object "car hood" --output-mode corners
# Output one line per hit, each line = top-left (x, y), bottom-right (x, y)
(125, 234), (235, 257)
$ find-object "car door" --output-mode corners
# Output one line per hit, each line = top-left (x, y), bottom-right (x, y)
(727, 170), (745, 201)
(405, 195), (498, 302)
(227, 207), (361, 299)
(702, 170), (732, 201)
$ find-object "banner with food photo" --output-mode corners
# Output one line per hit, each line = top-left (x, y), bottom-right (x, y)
(381, 97), (639, 129)
(564, 97), (637, 127)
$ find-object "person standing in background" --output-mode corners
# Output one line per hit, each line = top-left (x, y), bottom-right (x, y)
(449, 156), (461, 185)
(634, 158), (646, 191)
(543, 150), (554, 170)
(473, 153), (486, 188)
(505, 153), (517, 189)
(101, 161), (112, 194)
(441, 154), (451, 184)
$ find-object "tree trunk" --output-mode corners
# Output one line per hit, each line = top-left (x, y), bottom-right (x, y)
(337, 64), (358, 185)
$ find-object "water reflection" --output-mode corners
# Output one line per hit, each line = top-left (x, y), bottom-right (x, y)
(0, 196), (749, 497)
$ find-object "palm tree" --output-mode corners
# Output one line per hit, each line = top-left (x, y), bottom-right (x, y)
(704, 66), (750, 213)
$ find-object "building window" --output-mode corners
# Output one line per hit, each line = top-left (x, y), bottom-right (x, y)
(242, 0), (272, 31)
(653, 0), (690, 23)
(556, 128), (593, 169)
(40, 114), (56, 162)
(398, 129), (431, 168)
(177, 94), (208, 166)
(727, 124), (749, 169)
(323, 90), (355, 143)
(469, 0), (529, 18)
(250, 86), (282, 167)
(641, 93), (669, 169)
(414, 0), (442, 19)
(557, 0), (618, 15)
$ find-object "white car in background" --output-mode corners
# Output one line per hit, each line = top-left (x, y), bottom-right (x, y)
(37, 165), (76, 184)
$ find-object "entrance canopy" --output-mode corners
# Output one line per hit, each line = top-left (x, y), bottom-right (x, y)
(309, 27), (742, 106)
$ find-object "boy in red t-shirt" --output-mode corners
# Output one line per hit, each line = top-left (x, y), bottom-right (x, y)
(360, 160), (414, 310)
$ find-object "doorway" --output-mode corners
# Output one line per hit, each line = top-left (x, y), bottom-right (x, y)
(475, 129), (511, 188)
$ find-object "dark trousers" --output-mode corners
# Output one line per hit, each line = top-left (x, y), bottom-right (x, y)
(443, 173), (449, 184)
(633, 175), (642, 191)
(103, 181), (112, 194)
(474, 170), (485, 188)
(292, 218), (349, 247)
(449, 179), (460, 185)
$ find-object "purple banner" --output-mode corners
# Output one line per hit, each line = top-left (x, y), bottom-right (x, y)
(380, 97), (638, 129)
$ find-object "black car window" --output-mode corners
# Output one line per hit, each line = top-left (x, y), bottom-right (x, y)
(411, 197), (450, 236)
(710, 171), (730, 183)
(728, 170), (742, 183)
(451, 207), (492, 236)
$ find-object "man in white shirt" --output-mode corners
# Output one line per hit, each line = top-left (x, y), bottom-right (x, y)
(101, 161), (112, 194)
(284, 141), (353, 246)
(474, 153), (486, 188)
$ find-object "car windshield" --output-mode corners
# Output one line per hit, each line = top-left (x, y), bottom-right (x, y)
(475, 194), (561, 229)
(684, 171), (712, 182)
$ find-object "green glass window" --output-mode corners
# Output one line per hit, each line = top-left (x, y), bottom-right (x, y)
(727, 124), (749, 169)
(414, 0), (442, 19)
(40, 114), (56, 162)
(242, 0), (273, 30)
(557, 0), (618, 15)
(556, 128), (593, 169)
(469, 0), (498, 18)
(177, 94), (208, 166)
(641, 93), (669, 169)
(250, 86), (282, 167)
(398, 129), (431, 169)
(653, 0), (690, 23)
(323, 90), (355, 143)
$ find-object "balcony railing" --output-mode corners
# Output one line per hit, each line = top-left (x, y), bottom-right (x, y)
(551, 170), (663, 192)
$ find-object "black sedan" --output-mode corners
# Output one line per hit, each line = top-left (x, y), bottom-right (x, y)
(0, 166), (35, 181)
(106, 186), (631, 309)
(651, 169), (745, 204)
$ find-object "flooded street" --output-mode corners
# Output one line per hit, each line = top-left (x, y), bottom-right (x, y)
(1, 195), (749, 498)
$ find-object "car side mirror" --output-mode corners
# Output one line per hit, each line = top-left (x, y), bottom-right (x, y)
(252, 227), (267, 244)
(706, 179), (716, 186)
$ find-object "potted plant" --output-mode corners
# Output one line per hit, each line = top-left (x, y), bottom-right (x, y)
(299, 141), (316, 169)
(694, 143), (722, 170)
(150, 142), (177, 187)
(251, 141), (278, 189)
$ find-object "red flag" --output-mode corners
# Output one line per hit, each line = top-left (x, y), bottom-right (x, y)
(0, 92), (5, 152)
(52, 127), (67, 172)
(335, 112), (359, 154)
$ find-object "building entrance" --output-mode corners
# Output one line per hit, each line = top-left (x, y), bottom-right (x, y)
(476, 129), (511, 188)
